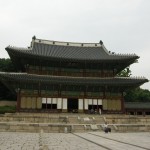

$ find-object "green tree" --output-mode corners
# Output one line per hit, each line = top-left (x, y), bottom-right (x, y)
(124, 88), (150, 102)
(0, 58), (16, 100)
(117, 66), (150, 102)
(0, 58), (16, 72)
(117, 67), (132, 77)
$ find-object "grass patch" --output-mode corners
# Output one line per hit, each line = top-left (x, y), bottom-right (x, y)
(0, 106), (16, 114)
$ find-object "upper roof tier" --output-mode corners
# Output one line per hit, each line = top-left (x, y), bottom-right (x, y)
(6, 36), (139, 62)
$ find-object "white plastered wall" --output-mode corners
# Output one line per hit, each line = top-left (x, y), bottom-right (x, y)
(78, 99), (83, 110)
(57, 98), (62, 109)
(62, 98), (67, 109)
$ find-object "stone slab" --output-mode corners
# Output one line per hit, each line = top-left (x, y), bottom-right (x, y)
(0, 132), (150, 150)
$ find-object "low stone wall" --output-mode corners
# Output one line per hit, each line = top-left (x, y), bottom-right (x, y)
(113, 124), (150, 132)
(0, 101), (16, 106)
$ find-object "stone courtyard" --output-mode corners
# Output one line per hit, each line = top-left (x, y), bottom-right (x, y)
(0, 132), (150, 150)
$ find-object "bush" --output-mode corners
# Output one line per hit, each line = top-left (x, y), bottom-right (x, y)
(0, 106), (16, 114)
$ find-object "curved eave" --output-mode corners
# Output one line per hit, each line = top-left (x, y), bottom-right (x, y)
(5, 46), (139, 63)
(0, 72), (148, 87)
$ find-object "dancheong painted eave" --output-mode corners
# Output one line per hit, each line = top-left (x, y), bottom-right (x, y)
(5, 36), (139, 62)
(0, 72), (148, 87)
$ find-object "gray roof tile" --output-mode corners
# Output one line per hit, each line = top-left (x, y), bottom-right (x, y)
(6, 39), (139, 62)
(125, 102), (150, 109)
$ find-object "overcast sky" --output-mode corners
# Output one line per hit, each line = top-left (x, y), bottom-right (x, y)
(0, 0), (149, 90)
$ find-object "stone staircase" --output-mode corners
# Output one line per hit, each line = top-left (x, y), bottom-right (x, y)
(0, 113), (150, 133)
(105, 115), (150, 132)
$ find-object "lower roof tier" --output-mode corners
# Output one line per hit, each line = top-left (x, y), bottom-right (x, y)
(0, 72), (148, 88)
(125, 102), (150, 109)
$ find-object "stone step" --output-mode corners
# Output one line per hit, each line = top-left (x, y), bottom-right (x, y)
(1, 113), (150, 133)
(0, 122), (150, 133)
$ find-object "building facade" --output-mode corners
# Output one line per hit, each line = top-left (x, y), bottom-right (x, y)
(0, 37), (148, 113)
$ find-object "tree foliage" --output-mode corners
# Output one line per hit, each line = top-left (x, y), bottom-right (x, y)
(124, 88), (150, 102)
(117, 67), (132, 77)
(0, 58), (16, 100)
(0, 58), (16, 72)
(117, 66), (150, 102)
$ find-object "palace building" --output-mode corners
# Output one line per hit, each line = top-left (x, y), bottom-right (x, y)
(0, 36), (148, 113)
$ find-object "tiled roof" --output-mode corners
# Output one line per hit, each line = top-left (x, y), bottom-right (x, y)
(6, 38), (139, 62)
(0, 72), (148, 86)
(125, 102), (150, 109)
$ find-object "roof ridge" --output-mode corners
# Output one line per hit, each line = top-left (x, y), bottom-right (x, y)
(33, 38), (102, 47)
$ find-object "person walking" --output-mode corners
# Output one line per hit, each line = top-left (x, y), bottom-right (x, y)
(99, 108), (101, 115)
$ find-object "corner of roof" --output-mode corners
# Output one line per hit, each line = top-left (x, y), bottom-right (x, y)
(5, 45), (11, 50)
(102, 44), (139, 58)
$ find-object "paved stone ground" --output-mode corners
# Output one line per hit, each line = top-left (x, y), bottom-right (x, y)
(0, 132), (150, 150)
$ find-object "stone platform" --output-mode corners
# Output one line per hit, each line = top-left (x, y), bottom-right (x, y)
(0, 113), (150, 133)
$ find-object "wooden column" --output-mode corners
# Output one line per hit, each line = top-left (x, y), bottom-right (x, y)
(16, 88), (21, 112)
(121, 92), (125, 113)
